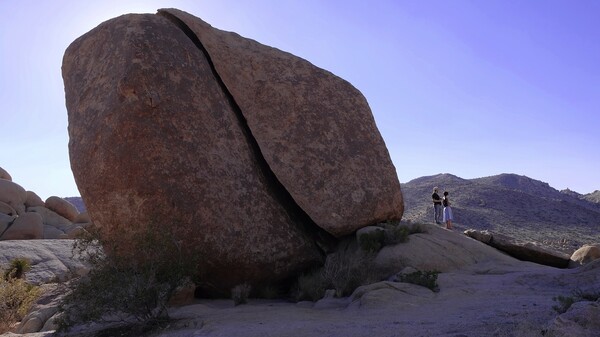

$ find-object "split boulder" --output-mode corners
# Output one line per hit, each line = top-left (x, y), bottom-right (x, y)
(62, 9), (403, 293)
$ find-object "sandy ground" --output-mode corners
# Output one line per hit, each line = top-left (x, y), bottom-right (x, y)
(146, 261), (588, 337)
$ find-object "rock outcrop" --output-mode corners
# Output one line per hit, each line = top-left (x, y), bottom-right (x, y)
(0, 166), (92, 240)
(464, 229), (571, 268)
(0, 240), (89, 285)
(62, 9), (403, 293)
(569, 244), (600, 268)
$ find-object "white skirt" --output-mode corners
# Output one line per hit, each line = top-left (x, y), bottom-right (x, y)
(443, 207), (453, 222)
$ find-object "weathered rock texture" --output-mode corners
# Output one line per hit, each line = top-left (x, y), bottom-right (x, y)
(62, 9), (402, 292)
(0, 240), (89, 285)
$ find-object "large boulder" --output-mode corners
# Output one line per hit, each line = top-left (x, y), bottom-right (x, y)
(62, 9), (402, 293)
(160, 8), (403, 236)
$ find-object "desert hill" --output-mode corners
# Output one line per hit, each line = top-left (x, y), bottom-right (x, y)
(402, 173), (600, 253)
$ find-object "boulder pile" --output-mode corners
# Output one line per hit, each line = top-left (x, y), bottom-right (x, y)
(0, 167), (91, 240)
(62, 8), (403, 293)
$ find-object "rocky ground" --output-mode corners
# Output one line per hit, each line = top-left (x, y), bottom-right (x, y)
(2, 225), (599, 337)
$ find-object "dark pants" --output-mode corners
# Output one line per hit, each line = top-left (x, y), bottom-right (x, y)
(434, 203), (442, 223)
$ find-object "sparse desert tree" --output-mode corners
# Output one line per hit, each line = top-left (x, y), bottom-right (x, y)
(56, 222), (200, 333)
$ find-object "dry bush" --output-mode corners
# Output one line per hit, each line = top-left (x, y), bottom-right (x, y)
(0, 261), (41, 333)
(231, 283), (252, 306)
(293, 242), (387, 301)
(56, 223), (200, 334)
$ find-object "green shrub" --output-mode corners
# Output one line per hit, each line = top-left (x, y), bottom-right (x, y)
(231, 283), (251, 306)
(324, 249), (384, 297)
(56, 223), (199, 333)
(552, 288), (600, 314)
(293, 246), (386, 301)
(4, 258), (31, 280)
(358, 230), (385, 253)
(397, 270), (439, 292)
(383, 226), (409, 245)
(0, 261), (40, 333)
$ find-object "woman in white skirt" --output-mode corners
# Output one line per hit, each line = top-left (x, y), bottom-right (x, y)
(442, 191), (453, 230)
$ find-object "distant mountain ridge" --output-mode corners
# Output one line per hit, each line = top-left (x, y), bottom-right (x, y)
(401, 173), (600, 253)
(63, 173), (598, 253)
(64, 197), (86, 213)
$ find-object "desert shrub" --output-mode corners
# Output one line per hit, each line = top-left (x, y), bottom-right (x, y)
(0, 261), (40, 333)
(255, 285), (284, 300)
(383, 226), (409, 245)
(358, 229), (385, 253)
(324, 249), (384, 297)
(293, 246), (386, 301)
(231, 283), (251, 306)
(552, 288), (600, 314)
(397, 270), (439, 292)
(4, 258), (31, 280)
(56, 223), (199, 333)
(293, 270), (327, 302)
(359, 223), (427, 253)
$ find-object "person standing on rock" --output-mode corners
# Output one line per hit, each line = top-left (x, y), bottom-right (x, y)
(432, 187), (443, 225)
(443, 191), (453, 230)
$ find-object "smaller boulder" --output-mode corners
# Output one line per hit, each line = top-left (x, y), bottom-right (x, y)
(0, 166), (11, 181)
(1, 212), (44, 240)
(16, 284), (63, 334)
(43, 225), (66, 239)
(25, 191), (45, 208)
(27, 206), (72, 229)
(464, 229), (492, 243)
(0, 200), (17, 216)
(45, 196), (79, 222)
(569, 244), (600, 268)
(73, 211), (91, 224)
(464, 229), (571, 268)
(0, 179), (27, 215)
(63, 224), (88, 239)
(0, 212), (15, 235)
(547, 299), (600, 336)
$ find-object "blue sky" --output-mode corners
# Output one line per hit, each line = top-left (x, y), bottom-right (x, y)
(1, 0), (599, 200)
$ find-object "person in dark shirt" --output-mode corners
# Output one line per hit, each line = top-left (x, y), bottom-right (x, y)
(432, 187), (442, 225)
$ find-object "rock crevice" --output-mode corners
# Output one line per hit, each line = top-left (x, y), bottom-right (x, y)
(158, 10), (335, 253)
